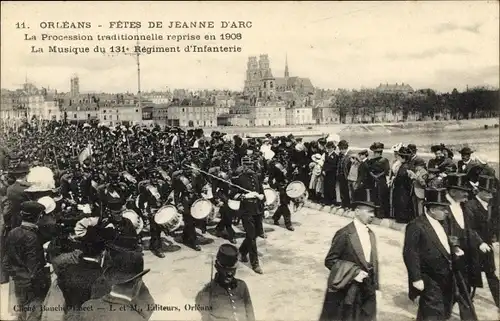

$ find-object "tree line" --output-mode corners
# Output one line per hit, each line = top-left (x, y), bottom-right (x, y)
(332, 87), (499, 123)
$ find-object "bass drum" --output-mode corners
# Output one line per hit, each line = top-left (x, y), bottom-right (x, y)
(286, 181), (307, 199)
(122, 209), (144, 234)
(154, 205), (182, 232)
(263, 188), (279, 212)
(191, 199), (214, 220)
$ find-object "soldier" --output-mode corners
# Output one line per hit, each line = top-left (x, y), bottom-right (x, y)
(97, 169), (128, 217)
(230, 156), (265, 274)
(270, 159), (294, 231)
(100, 195), (141, 252)
(173, 159), (208, 251)
(195, 244), (256, 321)
(60, 158), (92, 208)
(3, 201), (51, 321)
(137, 168), (173, 258)
(211, 159), (237, 244)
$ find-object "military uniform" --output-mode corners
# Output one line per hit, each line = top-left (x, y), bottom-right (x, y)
(211, 166), (236, 243)
(60, 171), (92, 206)
(269, 160), (294, 231)
(230, 157), (265, 274)
(173, 164), (207, 251)
(137, 171), (172, 257)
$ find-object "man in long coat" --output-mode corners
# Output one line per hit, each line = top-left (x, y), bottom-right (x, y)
(463, 175), (499, 307)
(403, 188), (456, 321)
(336, 140), (353, 209)
(320, 189), (379, 321)
(322, 141), (338, 206)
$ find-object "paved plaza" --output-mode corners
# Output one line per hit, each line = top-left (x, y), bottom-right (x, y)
(1, 206), (499, 321)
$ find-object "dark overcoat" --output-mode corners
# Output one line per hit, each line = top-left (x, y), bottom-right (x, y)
(392, 163), (415, 223)
(320, 222), (379, 321)
(403, 216), (456, 321)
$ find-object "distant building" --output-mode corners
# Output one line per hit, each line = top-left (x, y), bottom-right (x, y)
(152, 104), (169, 124)
(250, 102), (287, 127)
(243, 54), (314, 99)
(286, 107), (314, 125)
(376, 83), (413, 94)
(167, 99), (219, 127)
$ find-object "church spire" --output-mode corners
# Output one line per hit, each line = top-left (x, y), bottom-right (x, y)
(284, 53), (289, 78)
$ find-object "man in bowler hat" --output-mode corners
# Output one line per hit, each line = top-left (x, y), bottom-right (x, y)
(3, 201), (51, 321)
(320, 189), (380, 321)
(195, 243), (255, 321)
(403, 188), (456, 321)
(457, 147), (478, 174)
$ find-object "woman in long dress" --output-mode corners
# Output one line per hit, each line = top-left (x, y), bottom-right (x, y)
(391, 146), (415, 223)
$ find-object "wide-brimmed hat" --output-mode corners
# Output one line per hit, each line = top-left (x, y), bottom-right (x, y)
(423, 188), (450, 207)
(352, 189), (379, 209)
(430, 145), (443, 153)
(215, 244), (238, 270)
(445, 173), (471, 191)
(103, 250), (150, 285)
(396, 146), (412, 157)
(369, 142), (384, 152)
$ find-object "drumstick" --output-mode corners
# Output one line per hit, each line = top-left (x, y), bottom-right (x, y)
(184, 164), (254, 194)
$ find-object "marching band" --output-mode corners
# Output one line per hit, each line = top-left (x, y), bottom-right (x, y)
(0, 120), (498, 321)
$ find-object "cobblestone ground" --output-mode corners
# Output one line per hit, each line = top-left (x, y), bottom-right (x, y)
(1, 207), (499, 320)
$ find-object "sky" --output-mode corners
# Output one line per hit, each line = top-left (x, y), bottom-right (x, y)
(1, 1), (499, 94)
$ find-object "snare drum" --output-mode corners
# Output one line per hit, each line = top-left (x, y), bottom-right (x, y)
(154, 205), (182, 232)
(122, 209), (144, 234)
(191, 199), (214, 220)
(263, 188), (279, 211)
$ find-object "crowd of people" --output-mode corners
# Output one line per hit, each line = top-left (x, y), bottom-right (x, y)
(0, 120), (498, 321)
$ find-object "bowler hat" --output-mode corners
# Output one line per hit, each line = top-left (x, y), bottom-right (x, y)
(369, 142), (384, 152)
(20, 201), (46, 221)
(103, 250), (150, 285)
(215, 244), (239, 269)
(352, 189), (379, 208)
(445, 173), (471, 191)
(423, 188), (450, 206)
(325, 141), (336, 149)
(459, 147), (473, 155)
(478, 175), (497, 192)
